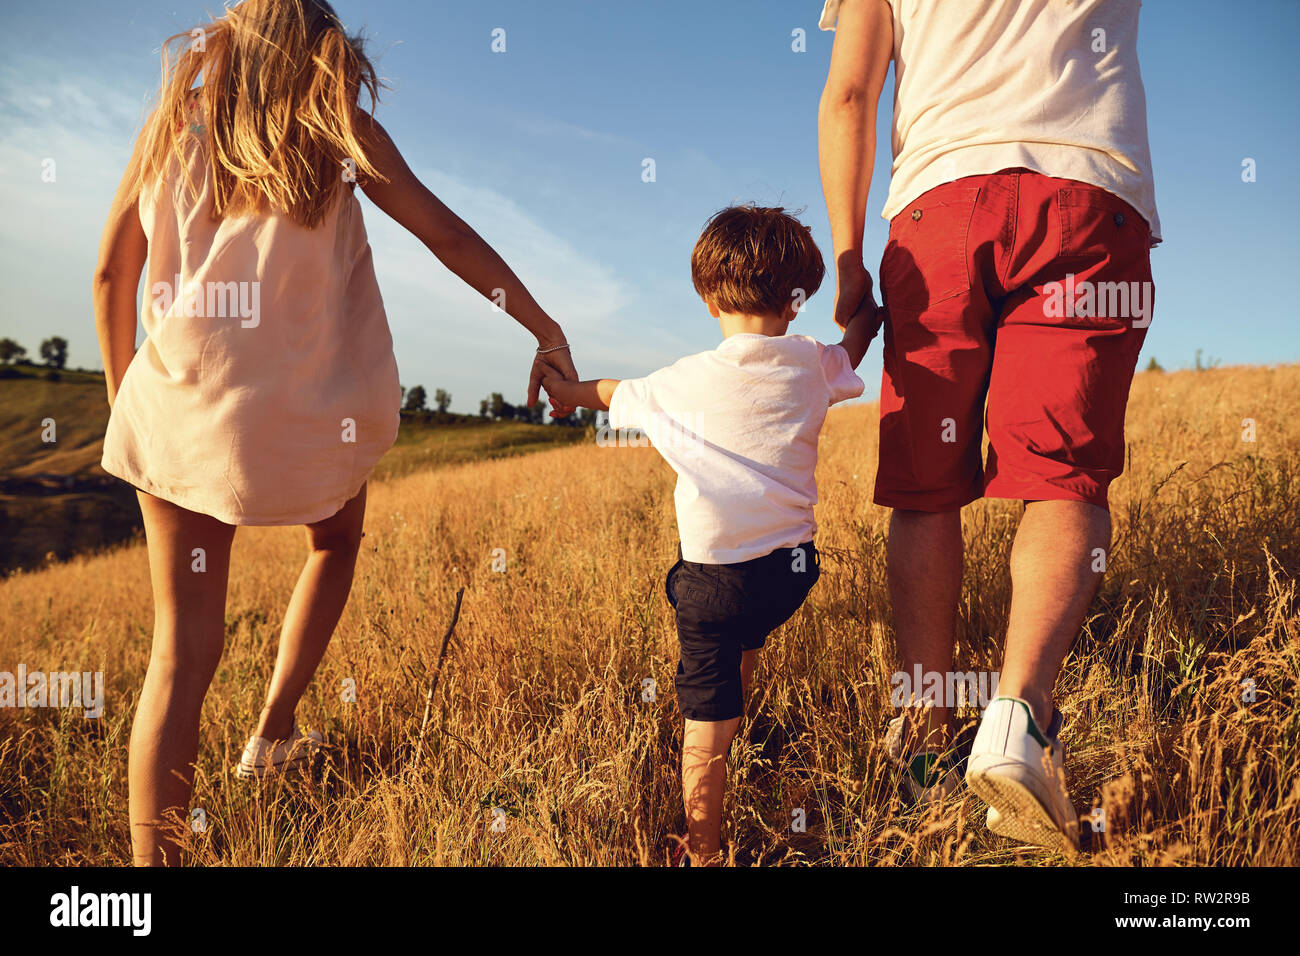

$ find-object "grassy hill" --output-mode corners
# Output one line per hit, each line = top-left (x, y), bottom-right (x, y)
(0, 364), (586, 573)
(0, 364), (1296, 866)
(0, 364), (113, 477)
(0, 365), (139, 572)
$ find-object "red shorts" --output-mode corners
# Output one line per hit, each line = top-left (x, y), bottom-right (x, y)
(875, 168), (1154, 512)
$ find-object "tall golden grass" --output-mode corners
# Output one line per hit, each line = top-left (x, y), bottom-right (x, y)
(1, 365), (1297, 865)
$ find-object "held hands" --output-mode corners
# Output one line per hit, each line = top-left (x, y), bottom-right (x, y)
(844, 279), (883, 333)
(832, 258), (883, 338)
(529, 342), (579, 418)
(539, 366), (582, 410)
(836, 261), (884, 369)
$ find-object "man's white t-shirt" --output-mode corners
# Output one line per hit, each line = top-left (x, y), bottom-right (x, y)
(819, 0), (1161, 243)
(607, 334), (864, 565)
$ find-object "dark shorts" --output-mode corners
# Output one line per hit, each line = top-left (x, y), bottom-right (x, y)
(876, 168), (1154, 512)
(666, 542), (820, 722)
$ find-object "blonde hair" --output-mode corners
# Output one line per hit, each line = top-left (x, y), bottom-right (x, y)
(138, 0), (386, 229)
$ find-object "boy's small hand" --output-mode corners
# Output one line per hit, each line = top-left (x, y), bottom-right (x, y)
(847, 290), (884, 340)
(541, 369), (576, 407)
(839, 283), (883, 370)
(532, 349), (578, 417)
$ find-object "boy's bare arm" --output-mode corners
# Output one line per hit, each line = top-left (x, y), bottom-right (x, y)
(837, 306), (878, 369)
(542, 372), (619, 412)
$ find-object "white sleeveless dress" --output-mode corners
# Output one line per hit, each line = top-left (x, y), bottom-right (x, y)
(102, 111), (400, 525)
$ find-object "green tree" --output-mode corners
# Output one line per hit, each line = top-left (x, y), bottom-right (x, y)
(0, 338), (28, 364)
(489, 392), (505, 420)
(1144, 356), (1164, 373)
(39, 337), (68, 369)
(434, 388), (452, 413)
(403, 384), (428, 412)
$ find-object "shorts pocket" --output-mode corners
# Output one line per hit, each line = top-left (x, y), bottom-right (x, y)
(1053, 188), (1154, 329)
(664, 560), (683, 608)
(1057, 187), (1151, 262)
(881, 185), (980, 312)
(671, 562), (722, 610)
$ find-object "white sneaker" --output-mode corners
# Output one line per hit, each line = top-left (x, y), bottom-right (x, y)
(236, 723), (324, 779)
(885, 715), (963, 805)
(965, 697), (1079, 853)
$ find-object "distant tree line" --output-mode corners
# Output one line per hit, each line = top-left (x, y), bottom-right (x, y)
(401, 384), (598, 428)
(0, 336), (600, 427)
(0, 336), (68, 369)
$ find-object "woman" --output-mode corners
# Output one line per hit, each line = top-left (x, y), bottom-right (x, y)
(93, 0), (578, 865)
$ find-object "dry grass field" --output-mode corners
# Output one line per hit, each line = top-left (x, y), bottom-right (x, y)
(1, 364), (1297, 866)
(0, 366), (581, 572)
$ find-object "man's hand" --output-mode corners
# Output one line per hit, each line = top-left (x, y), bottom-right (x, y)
(833, 258), (877, 331)
(840, 284), (883, 369)
(530, 346), (578, 417)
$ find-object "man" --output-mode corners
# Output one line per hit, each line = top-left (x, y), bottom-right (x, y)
(817, 0), (1159, 852)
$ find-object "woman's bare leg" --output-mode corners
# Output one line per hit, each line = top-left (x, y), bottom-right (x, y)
(254, 485), (367, 742)
(130, 492), (236, 866)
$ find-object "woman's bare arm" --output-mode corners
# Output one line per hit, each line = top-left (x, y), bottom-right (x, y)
(818, 0), (893, 329)
(357, 116), (576, 411)
(93, 132), (149, 407)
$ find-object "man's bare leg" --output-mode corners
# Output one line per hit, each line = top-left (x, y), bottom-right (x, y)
(887, 509), (963, 748)
(996, 500), (1111, 730)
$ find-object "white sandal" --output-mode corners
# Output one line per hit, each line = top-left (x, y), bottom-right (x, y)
(236, 722), (324, 779)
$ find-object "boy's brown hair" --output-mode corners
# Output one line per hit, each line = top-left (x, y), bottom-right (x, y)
(691, 205), (825, 318)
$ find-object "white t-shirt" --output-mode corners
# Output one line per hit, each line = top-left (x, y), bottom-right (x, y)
(819, 0), (1161, 243)
(607, 334), (864, 565)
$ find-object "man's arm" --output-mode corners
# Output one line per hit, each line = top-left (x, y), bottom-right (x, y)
(818, 0), (893, 329)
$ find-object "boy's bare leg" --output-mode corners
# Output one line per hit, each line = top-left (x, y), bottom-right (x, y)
(740, 647), (759, 697)
(887, 509), (962, 749)
(682, 716), (741, 865)
(995, 500), (1110, 729)
(680, 647), (760, 865)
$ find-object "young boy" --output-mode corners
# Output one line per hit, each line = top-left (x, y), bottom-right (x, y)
(541, 205), (879, 865)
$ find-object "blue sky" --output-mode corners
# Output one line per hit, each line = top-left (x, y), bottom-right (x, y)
(1, 0), (1298, 413)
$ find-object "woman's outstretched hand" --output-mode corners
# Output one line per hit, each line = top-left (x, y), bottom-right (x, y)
(529, 344), (579, 417)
